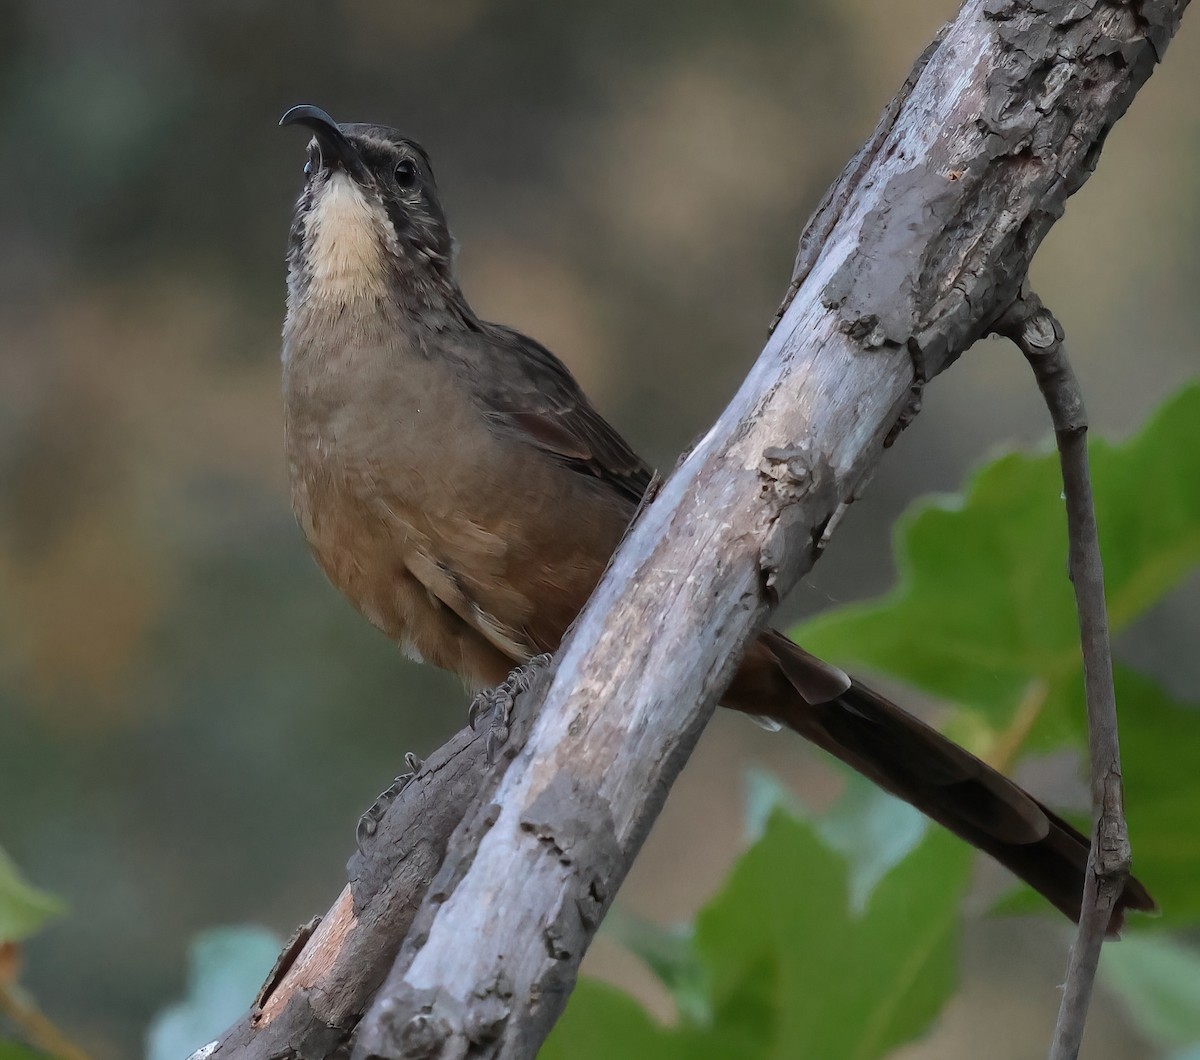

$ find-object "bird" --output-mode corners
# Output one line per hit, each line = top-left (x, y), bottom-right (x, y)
(278, 103), (1153, 933)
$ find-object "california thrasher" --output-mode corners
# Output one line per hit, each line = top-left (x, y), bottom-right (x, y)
(279, 104), (1153, 931)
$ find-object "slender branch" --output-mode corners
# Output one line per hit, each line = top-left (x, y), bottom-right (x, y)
(0, 980), (91, 1060)
(993, 287), (1133, 1060)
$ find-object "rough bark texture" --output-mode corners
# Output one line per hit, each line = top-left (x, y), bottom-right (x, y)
(198, 0), (1188, 1057)
(202, 719), (536, 1059)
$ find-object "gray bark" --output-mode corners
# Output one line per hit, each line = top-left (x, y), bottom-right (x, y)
(197, 0), (1187, 1057)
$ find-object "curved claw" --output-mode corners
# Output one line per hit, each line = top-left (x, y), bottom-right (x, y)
(467, 690), (494, 731)
(356, 760), (424, 849)
(466, 653), (555, 761)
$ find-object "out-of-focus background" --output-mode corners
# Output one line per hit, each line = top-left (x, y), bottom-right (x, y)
(1, 1), (1196, 1057)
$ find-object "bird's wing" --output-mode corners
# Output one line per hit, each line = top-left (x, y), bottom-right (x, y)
(403, 544), (538, 663)
(473, 323), (655, 509)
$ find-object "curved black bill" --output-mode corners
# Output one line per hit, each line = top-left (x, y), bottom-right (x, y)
(280, 104), (369, 182)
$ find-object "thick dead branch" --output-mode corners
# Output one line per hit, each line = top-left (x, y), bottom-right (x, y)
(199, 0), (1187, 1057)
(994, 288), (1134, 1060)
(197, 717), (537, 1059)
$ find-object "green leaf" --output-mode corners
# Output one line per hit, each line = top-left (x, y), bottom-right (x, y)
(145, 925), (282, 1060)
(0, 847), (63, 944)
(541, 979), (701, 1060)
(691, 810), (970, 1060)
(796, 384), (1200, 736)
(1101, 933), (1200, 1047)
(0, 1041), (49, 1060)
(601, 909), (709, 1025)
(742, 767), (805, 843)
(813, 773), (928, 916)
(543, 975), (768, 1060)
(744, 769), (927, 916)
(549, 806), (970, 1060)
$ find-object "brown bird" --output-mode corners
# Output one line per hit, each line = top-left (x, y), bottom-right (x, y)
(279, 104), (1153, 932)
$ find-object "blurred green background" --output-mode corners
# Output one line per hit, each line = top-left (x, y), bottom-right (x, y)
(0, 1), (1196, 1057)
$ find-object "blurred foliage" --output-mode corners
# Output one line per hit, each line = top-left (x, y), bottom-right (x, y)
(801, 385), (1200, 926)
(743, 767), (929, 916)
(0, 0), (1196, 1056)
(798, 387), (1200, 740)
(145, 926), (281, 1060)
(1103, 934), (1200, 1051)
(541, 385), (1200, 1058)
(0, 852), (73, 1059)
(0, 850), (61, 945)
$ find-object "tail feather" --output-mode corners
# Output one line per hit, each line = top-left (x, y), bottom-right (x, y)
(728, 632), (1156, 934)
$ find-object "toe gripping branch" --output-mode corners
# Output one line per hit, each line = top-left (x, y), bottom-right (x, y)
(356, 654), (555, 851)
(358, 751), (425, 848)
(468, 653), (556, 764)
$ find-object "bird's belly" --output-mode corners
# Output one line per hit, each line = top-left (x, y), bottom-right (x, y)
(282, 346), (628, 681)
(284, 388), (536, 681)
(288, 450), (413, 637)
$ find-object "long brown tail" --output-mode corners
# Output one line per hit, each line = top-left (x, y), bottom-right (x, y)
(727, 631), (1156, 935)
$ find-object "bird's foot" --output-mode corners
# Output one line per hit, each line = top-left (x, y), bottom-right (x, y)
(467, 653), (554, 763)
(356, 751), (423, 848)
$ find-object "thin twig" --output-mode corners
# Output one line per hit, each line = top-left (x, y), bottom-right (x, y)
(994, 287), (1133, 1060)
(0, 980), (92, 1060)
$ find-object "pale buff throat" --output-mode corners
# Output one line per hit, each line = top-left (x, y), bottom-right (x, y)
(304, 172), (393, 303)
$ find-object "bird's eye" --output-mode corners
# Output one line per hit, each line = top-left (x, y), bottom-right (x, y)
(394, 158), (418, 190)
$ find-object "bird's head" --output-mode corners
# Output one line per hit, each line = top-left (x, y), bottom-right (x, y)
(280, 104), (456, 312)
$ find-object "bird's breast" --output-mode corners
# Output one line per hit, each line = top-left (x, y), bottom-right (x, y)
(282, 324), (522, 604)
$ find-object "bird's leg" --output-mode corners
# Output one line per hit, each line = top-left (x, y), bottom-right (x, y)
(356, 750), (424, 848)
(468, 653), (554, 763)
